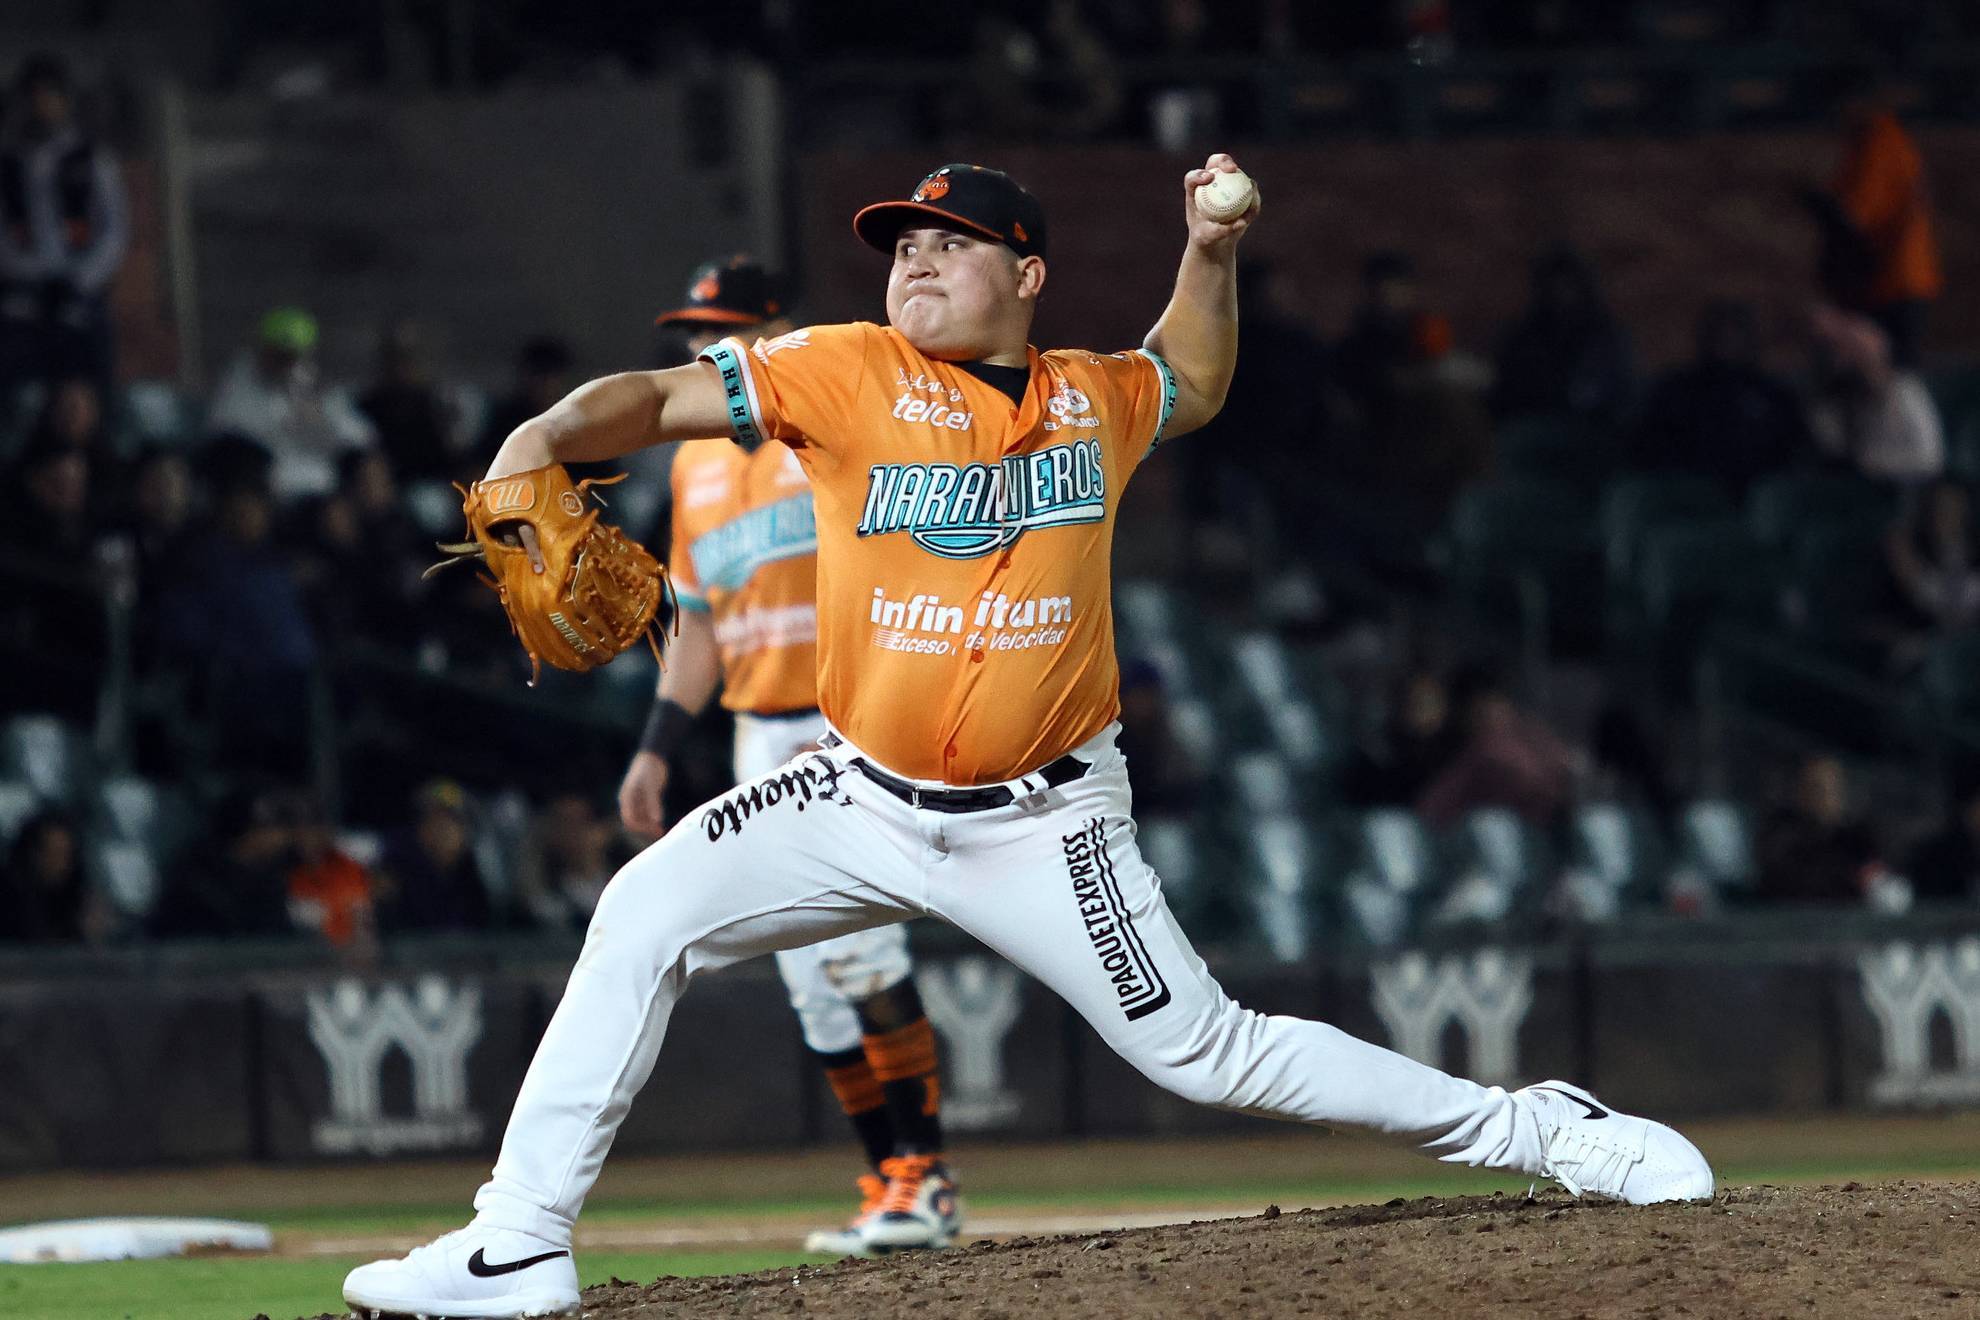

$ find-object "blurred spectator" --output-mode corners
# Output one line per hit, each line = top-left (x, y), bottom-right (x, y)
(1491, 245), (1634, 423)
(154, 451), (318, 767)
(1588, 701), (1676, 817)
(117, 445), (195, 593)
(152, 786), (304, 938)
(356, 319), (464, 481)
(964, 0), (1123, 143)
(1755, 754), (1884, 904)
(1416, 664), (1575, 828)
(1807, 304), (1941, 484)
(1115, 658), (1201, 818)
(0, 54), (128, 398)
(0, 438), (107, 719)
(292, 448), (424, 652)
(27, 376), (119, 498)
(516, 792), (619, 932)
(1628, 301), (1809, 497)
(1333, 252), (1422, 423)
(5, 436), (94, 557)
(374, 779), (492, 933)
(1346, 665), (1462, 807)
(0, 809), (109, 943)
(1907, 770), (1980, 904)
(477, 336), (575, 463)
(1184, 260), (1330, 530)
(1369, 311), (1494, 530)
(286, 792), (377, 949)
(1875, 478), (1980, 671)
(207, 307), (376, 499)
(1804, 85), (1940, 367)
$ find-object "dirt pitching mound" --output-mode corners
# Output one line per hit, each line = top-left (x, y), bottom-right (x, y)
(567, 1181), (1979, 1319)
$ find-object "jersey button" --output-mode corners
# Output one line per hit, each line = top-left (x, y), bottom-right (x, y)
(969, 648), (985, 663)
(944, 740), (959, 761)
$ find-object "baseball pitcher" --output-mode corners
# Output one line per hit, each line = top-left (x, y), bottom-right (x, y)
(345, 157), (1712, 1320)
(626, 256), (957, 1257)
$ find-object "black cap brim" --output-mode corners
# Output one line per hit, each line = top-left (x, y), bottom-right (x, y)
(853, 201), (1007, 255)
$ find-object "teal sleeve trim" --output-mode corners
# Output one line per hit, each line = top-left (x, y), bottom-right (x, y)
(1136, 349), (1179, 452)
(696, 338), (767, 451)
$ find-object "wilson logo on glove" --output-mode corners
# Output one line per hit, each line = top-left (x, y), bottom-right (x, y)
(425, 464), (675, 684)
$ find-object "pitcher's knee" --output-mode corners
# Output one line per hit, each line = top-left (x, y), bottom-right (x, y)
(1122, 1004), (1260, 1110)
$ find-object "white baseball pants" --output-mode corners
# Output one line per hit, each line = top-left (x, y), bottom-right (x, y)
(734, 709), (914, 1054)
(474, 723), (1551, 1243)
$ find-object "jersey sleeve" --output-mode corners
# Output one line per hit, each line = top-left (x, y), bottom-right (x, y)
(665, 460), (708, 613)
(1084, 348), (1179, 480)
(695, 322), (876, 459)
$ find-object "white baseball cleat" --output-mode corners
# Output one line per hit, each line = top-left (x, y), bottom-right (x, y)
(342, 1224), (580, 1319)
(803, 1172), (888, 1257)
(857, 1154), (962, 1253)
(1517, 1079), (1715, 1205)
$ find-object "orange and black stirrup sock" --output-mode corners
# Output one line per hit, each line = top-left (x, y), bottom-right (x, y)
(857, 980), (945, 1156)
(815, 1045), (895, 1169)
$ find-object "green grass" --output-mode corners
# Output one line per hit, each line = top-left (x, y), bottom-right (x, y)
(0, 1251), (818, 1320)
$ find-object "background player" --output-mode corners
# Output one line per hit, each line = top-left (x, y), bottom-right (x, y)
(623, 256), (956, 1257)
(344, 156), (1711, 1320)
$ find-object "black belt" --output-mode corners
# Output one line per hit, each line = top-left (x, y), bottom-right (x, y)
(821, 735), (1088, 813)
(740, 705), (822, 722)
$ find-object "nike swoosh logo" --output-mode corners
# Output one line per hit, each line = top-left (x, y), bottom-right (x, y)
(467, 1248), (570, 1278)
(1535, 1088), (1609, 1120)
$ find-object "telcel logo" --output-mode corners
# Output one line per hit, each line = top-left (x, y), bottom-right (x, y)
(891, 392), (974, 432)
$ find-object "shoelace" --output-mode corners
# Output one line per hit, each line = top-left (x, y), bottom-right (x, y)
(1536, 1125), (1639, 1200)
(875, 1155), (942, 1217)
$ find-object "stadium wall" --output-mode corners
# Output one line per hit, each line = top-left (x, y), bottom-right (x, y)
(3, 922), (1976, 1172)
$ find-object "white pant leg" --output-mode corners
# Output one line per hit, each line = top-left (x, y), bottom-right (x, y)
(919, 729), (1546, 1175)
(736, 711), (914, 1054)
(474, 752), (921, 1243)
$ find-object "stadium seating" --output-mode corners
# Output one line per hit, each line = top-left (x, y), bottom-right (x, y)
(1915, 630), (1980, 728)
(119, 379), (196, 448)
(90, 839), (159, 919)
(93, 775), (191, 860)
(1242, 816), (1331, 963)
(0, 715), (90, 806)
(1746, 473), (1895, 552)
(1676, 798), (1756, 896)
(1599, 474), (1732, 588)
(0, 779), (40, 847)
(404, 480), (467, 541)
(1571, 801), (1667, 903)
(1634, 517), (1777, 644)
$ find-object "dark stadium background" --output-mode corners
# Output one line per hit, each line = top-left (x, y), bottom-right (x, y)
(3, 2), (1980, 1287)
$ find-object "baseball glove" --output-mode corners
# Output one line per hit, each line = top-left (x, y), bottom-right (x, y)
(426, 464), (672, 683)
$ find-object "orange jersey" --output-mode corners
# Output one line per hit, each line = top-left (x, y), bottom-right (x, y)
(668, 437), (821, 715)
(699, 323), (1176, 784)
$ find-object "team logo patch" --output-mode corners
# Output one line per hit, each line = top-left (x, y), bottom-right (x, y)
(691, 273), (721, 302)
(480, 477), (537, 516)
(1065, 818), (1171, 1022)
(857, 440), (1106, 559)
(914, 170), (952, 201)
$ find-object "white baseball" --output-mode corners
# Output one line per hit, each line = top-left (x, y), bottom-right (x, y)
(1196, 168), (1257, 224)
